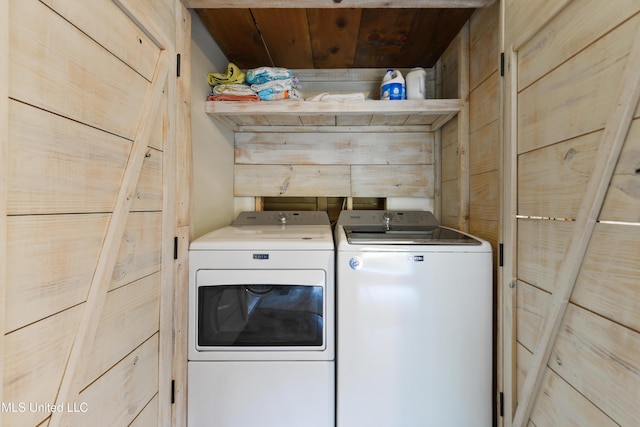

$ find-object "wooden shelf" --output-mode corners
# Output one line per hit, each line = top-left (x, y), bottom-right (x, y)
(205, 99), (461, 133)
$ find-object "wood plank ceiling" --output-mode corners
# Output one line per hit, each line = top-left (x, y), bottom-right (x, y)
(194, 7), (478, 69)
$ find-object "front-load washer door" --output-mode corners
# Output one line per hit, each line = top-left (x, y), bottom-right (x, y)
(190, 269), (331, 360)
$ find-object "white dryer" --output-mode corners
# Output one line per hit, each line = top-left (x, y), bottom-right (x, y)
(335, 210), (492, 427)
(188, 211), (335, 427)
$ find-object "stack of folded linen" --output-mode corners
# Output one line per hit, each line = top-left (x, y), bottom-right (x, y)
(207, 63), (259, 102)
(246, 67), (303, 101)
(207, 64), (303, 102)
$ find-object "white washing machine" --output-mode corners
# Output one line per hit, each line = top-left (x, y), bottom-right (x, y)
(188, 211), (335, 427)
(335, 210), (492, 427)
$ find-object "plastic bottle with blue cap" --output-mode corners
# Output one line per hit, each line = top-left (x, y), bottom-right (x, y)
(380, 69), (406, 100)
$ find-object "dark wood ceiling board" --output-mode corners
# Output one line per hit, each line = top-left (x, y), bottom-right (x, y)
(196, 9), (272, 68)
(400, 8), (474, 67)
(251, 9), (314, 69)
(307, 8), (362, 68)
(353, 9), (420, 69)
(185, 0), (496, 8)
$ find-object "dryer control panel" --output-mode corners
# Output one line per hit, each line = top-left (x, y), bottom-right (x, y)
(232, 211), (330, 226)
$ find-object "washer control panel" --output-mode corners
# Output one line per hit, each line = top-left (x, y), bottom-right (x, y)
(336, 210), (439, 228)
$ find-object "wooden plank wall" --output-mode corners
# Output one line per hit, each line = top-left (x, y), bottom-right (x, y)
(234, 131), (434, 198)
(504, 0), (640, 425)
(439, 26), (470, 230)
(3, 0), (180, 425)
(232, 69), (437, 201)
(441, 3), (501, 423)
(173, 3), (192, 426)
(442, 3), (499, 240)
(0, 0), (8, 414)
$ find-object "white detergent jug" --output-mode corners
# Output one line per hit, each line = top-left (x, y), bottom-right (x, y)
(380, 69), (405, 100)
(406, 67), (427, 100)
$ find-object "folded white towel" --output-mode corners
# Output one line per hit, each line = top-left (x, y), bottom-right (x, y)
(212, 83), (255, 96)
(306, 92), (366, 102)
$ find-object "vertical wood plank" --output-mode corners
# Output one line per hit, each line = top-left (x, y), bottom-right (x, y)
(0, 0), (9, 414)
(501, 45), (519, 427)
(159, 56), (177, 427)
(173, 225), (190, 427)
(458, 21), (470, 232)
(512, 22), (640, 427)
(307, 9), (362, 68)
(176, 3), (192, 229)
(252, 9), (314, 69)
(195, 9), (272, 69)
(173, 3), (191, 426)
(50, 51), (169, 427)
(434, 129), (442, 221)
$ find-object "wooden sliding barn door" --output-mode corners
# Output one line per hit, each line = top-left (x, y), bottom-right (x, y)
(502, 1), (640, 426)
(2, 0), (190, 426)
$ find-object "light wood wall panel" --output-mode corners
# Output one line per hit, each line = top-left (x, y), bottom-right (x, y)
(8, 0), (155, 141)
(469, 1), (499, 91)
(515, 281), (548, 353)
(130, 396), (159, 427)
(234, 131), (435, 198)
(515, 283), (624, 427)
(516, 218), (573, 294)
(351, 165), (434, 198)
(468, 45), (499, 270)
(571, 223), (640, 333)
(236, 132), (433, 165)
(3, 306), (84, 427)
(504, 0), (571, 52)
(440, 2), (500, 250)
(517, 131), (600, 219)
(8, 102), (163, 215)
(82, 273), (161, 387)
(4, 0), (179, 425)
(469, 119), (499, 176)
(469, 170), (499, 222)
(551, 305), (640, 426)
(440, 179), (460, 227)
(600, 118), (640, 222)
(38, 0), (159, 80)
(5, 214), (109, 333)
(0, 0), (8, 411)
(440, 112), (460, 228)
(234, 165), (351, 196)
(517, 0), (640, 91)
(441, 116), (459, 182)
(75, 335), (159, 427)
(5, 211), (162, 333)
(505, 1), (640, 426)
(517, 16), (640, 155)
(530, 369), (618, 427)
(469, 73), (498, 134)
(7, 101), (129, 215)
